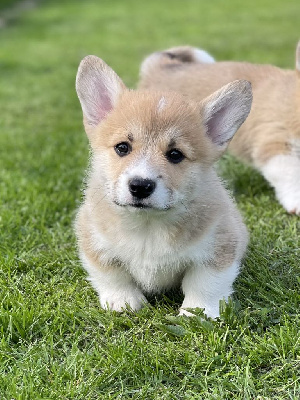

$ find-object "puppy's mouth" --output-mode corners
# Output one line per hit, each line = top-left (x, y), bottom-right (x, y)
(131, 203), (151, 209)
(113, 201), (170, 211)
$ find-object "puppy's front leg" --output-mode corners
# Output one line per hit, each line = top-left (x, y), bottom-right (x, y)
(180, 261), (240, 319)
(80, 253), (147, 312)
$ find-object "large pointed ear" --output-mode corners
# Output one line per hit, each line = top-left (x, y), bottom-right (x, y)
(296, 41), (300, 72)
(201, 80), (252, 155)
(76, 55), (126, 136)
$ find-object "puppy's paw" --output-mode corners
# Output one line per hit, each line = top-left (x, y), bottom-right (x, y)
(179, 305), (219, 319)
(178, 308), (196, 317)
(100, 288), (147, 312)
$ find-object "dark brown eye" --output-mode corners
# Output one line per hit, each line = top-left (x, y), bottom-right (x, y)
(114, 142), (131, 157)
(166, 149), (185, 164)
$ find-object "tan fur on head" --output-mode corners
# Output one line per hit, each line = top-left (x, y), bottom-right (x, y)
(75, 55), (250, 318)
(139, 42), (300, 214)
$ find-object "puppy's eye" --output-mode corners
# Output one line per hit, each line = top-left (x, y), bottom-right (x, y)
(166, 149), (185, 164)
(114, 142), (132, 157)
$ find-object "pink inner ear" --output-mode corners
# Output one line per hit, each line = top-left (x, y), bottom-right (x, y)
(84, 79), (115, 126)
(206, 105), (230, 146)
(97, 89), (113, 122)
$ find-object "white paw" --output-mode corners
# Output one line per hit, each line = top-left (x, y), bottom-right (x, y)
(178, 308), (196, 317)
(179, 305), (219, 319)
(100, 288), (147, 312)
(276, 191), (300, 215)
(140, 52), (162, 76)
(191, 48), (215, 64)
(261, 154), (300, 215)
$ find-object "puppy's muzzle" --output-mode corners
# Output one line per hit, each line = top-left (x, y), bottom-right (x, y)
(129, 178), (156, 199)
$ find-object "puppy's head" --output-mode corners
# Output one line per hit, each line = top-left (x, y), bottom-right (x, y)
(76, 56), (252, 213)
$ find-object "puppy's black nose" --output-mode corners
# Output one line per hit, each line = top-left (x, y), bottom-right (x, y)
(129, 178), (156, 199)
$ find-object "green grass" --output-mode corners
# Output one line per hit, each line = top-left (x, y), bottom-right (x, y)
(0, 0), (19, 10)
(0, 0), (299, 398)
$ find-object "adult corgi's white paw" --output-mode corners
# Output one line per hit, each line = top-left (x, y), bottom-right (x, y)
(261, 154), (300, 215)
(140, 46), (215, 77)
(162, 46), (215, 64)
(100, 288), (147, 312)
(277, 192), (300, 215)
(188, 47), (215, 63)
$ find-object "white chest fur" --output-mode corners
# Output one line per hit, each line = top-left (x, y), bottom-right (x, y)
(90, 216), (216, 292)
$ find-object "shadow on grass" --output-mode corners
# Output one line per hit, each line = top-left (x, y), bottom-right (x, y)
(218, 154), (272, 199)
(146, 288), (183, 310)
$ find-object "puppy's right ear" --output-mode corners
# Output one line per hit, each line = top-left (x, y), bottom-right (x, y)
(201, 80), (252, 157)
(76, 55), (126, 137)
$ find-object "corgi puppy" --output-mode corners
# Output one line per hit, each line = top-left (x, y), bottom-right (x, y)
(139, 43), (300, 215)
(75, 55), (252, 318)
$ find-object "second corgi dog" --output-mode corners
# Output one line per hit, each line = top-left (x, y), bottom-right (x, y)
(139, 43), (300, 215)
(75, 55), (252, 318)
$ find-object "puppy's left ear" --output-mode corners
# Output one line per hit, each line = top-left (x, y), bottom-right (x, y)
(296, 41), (300, 73)
(201, 80), (252, 155)
(76, 55), (126, 137)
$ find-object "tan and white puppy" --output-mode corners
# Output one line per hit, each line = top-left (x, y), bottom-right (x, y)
(139, 43), (300, 215)
(75, 55), (252, 318)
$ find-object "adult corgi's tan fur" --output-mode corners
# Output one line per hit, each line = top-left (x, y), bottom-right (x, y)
(139, 43), (300, 214)
(75, 55), (252, 318)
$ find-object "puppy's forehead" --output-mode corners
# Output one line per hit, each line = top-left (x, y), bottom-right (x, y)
(116, 91), (197, 139)
(127, 120), (181, 142)
(157, 96), (167, 113)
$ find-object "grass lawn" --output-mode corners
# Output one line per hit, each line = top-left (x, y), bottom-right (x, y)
(0, 0), (299, 398)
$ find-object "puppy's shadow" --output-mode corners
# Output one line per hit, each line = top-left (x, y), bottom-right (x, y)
(146, 288), (183, 310)
(217, 156), (272, 198)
